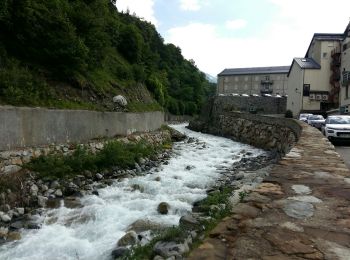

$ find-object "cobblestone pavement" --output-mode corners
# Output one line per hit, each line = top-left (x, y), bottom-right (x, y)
(188, 124), (350, 260)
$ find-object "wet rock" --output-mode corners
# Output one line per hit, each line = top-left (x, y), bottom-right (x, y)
(169, 128), (186, 142)
(127, 219), (163, 233)
(7, 231), (21, 241)
(179, 214), (200, 229)
(117, 231), (138, 247)
(0, 227), (8, 239)
(157, 202), (170, 215)
(131, 184), (144, 193)
(92, 190), (99, 196)
(10, 221), (24, 230)
(111, 247), (129, 259)
(185, 165), (195, 171)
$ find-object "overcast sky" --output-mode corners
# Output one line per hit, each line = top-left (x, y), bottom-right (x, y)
(116, 0), (350, 76)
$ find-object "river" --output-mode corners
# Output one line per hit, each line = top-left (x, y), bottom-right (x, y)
(0, 124), (266, 260)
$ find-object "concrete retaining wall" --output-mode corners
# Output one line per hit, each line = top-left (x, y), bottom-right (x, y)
(0, 106), (164, 151)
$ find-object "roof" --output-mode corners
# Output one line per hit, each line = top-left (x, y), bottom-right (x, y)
(305, 33), (344, 57)
(218, 66), (290, 76)
(287, 58), (321, 76)
(294, 58), (321, 69)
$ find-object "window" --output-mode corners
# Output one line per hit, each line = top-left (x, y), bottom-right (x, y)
(323, 52), (327, 58)
(303, 84), (310, 96)
(264, 75), (270, 81)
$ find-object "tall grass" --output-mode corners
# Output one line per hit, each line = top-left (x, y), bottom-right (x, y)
(26, 140), (157, 180)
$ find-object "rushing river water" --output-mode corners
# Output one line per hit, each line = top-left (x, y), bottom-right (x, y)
(0, 124), (266, 260)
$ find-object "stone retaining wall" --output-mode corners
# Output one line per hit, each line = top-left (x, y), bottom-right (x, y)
(0, 106), (164, 151)
(189, 97), (301, 156)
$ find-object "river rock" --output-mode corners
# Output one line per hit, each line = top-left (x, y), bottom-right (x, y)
(95, 173), (103, 180)
(10, 221), (24, 230)
(37, 195), (48, 207)
(7, 231), (21, 241)
(179, 214), (200, 229)
(50, 180), (60, 189)
(117, 231), (138, 247)
(30, 184), (39, 196)
(0, 212), (11, 223)
(153, 241), (189, 258)
(127, 219), (163, 233)
(157, 202), (170, 215)
(54, 189), (63, 197)
(131, 184), (144, 193)
(15, 207), (25, 216)
(0, 227), (8, 238)
(111, 247), (129, 259)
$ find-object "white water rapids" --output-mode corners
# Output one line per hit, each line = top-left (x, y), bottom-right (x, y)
(0, 124), (266, 260)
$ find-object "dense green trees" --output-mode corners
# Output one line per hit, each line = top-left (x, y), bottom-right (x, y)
(0, 0), (215, 114)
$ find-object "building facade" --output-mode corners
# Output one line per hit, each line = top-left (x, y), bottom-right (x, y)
(287, 33), (343, 116)
(217, 66), (290, 96)
(340, 23), (350, 113)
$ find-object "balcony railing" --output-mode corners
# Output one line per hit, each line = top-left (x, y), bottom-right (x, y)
(261, 80), (274, 84)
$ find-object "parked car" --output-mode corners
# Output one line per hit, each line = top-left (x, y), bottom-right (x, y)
(322, 115), (350, 140)
(298, 113), (313, 123)
(307, 115), (325, 129)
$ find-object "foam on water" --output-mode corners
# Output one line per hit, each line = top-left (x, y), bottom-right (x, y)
(0, 124), (266, 260)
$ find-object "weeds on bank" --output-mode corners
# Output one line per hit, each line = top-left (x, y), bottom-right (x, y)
(125, 187), (234, 259)
(26, 140), (158, 180)
(123, 226), (187, 260)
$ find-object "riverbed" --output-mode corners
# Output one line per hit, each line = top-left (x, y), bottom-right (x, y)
(0, 124), (266, 260)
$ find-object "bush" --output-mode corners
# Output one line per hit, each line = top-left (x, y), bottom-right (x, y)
(285, 109), (293, 118)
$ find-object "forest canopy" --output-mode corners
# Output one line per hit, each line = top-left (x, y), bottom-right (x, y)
(0, 0), (215, 114)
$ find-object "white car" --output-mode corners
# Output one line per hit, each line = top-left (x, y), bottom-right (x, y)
(299, 113), (313, 123)
(323, 115), (350, 140)
(307, 115), (325, 129)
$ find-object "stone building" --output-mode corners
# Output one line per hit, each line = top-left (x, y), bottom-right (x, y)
(217, 66), (290, 96)
(287, 33), (344, 116)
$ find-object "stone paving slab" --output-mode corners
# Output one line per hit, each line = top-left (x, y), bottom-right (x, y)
(188, 124), (350, 260)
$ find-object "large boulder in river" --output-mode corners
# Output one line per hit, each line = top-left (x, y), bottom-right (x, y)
(127, 219), (163, 233)
(117, 231), (138, 247)
(112, 95), (127, 107)
(157, 202), (170, 215)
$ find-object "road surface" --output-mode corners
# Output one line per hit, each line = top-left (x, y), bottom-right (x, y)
(334, 141), (350, 169)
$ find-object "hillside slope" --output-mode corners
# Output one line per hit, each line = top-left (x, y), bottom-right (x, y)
(0, 0), (215, 114)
